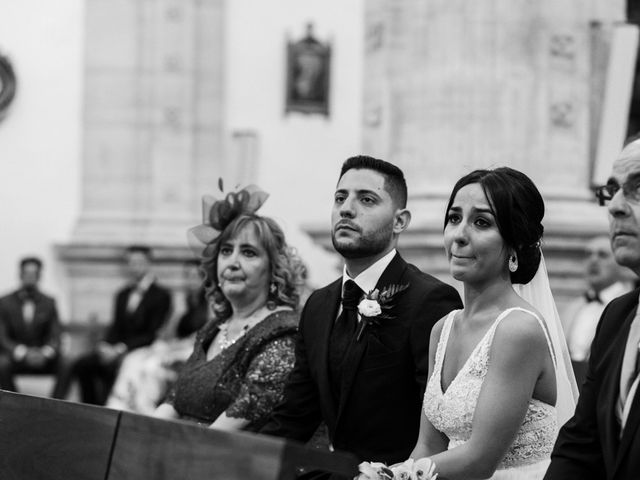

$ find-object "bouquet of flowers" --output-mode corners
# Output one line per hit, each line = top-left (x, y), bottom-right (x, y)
(356, 458), (437, 480)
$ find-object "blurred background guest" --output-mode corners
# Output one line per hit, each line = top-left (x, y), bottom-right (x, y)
(53, 245), (172, 404)
(561, 235), (633, 387)
(154, 185), (306, 433)
(106, 259), (210, 414)
(0, 257), (62, 393)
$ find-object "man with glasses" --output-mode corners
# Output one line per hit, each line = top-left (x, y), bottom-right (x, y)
(545, 139), (640, 479)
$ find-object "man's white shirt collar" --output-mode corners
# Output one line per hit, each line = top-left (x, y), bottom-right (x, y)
(134, 273), (155, 293)
(341, 249), (397, 296)
(600, 281), (633, 305)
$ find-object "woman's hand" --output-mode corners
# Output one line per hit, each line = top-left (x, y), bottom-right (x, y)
(153, 403), (179, 420)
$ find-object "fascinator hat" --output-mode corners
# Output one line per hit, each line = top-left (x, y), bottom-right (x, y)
(187, 179), (270, 258)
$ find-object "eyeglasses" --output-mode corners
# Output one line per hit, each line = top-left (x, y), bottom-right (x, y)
(594, 177), (640, 206)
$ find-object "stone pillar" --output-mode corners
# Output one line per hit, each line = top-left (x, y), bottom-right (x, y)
(362, 0), (629, 308)
(57, 0), (225, 323)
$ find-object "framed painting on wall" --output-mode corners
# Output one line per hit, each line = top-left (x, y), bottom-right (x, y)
(285, 24), (331, 116)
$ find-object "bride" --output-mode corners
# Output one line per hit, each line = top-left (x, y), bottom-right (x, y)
(408, 167), (578, 479)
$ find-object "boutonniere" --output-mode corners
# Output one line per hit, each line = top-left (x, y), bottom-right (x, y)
(356, 283), (409, 341)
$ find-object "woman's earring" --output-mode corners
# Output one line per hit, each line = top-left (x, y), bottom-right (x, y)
(266, 282), (278, 310)
(508, 254), (518, 273)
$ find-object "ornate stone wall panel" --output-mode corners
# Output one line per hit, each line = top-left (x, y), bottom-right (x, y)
(362, 0), (392, 156)
(84, 0), (138, 70)
(361, 0), (626, 306)
(363, 0), (628, 202)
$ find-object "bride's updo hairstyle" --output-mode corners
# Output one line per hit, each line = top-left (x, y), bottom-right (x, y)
(444, 167), (544, 284)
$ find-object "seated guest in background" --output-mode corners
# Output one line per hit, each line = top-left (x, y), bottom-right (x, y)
(0, 256), (62, 393)
(562, 235), (633, 387)
(106, 259), (210, 414)
(154, 185), (306, 432)
(53, 245), (172, 404)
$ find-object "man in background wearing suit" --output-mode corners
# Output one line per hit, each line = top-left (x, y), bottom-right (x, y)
(54, 245), (172, 404)
(545, 138), (640, 479)
(0, 257), (62, 393)
(561, 235), (632, 388)
(261, 156), (462, 471)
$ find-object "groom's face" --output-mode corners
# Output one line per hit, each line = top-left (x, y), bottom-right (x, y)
(331, 168), (397, 259)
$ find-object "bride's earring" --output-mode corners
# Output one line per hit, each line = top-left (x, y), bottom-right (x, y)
(508, 254), (518, 273)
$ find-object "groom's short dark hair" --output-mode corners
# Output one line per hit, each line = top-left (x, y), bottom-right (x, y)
(339, 155), (408, 208)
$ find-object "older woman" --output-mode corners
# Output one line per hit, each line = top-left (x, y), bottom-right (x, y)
(154, 186), (306, 432)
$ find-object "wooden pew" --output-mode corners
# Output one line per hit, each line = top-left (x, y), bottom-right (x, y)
(0, 390), (359, 480)
(0, 390), (119, 480)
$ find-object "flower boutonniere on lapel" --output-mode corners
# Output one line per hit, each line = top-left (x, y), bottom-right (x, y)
(356, 283), (409, 341)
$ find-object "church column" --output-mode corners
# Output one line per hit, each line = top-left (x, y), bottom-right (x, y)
(57, 0), (225, 323)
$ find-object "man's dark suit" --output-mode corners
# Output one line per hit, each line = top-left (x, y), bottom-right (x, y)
(261, 253), (462, 465)
(104, 283), (172, 351)
(545, 287), (640, 480)
(0, 289), (62, 390)
(58, 281), (172, 404)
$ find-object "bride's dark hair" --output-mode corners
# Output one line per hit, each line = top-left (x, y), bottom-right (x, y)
(444, 167), (544, 284)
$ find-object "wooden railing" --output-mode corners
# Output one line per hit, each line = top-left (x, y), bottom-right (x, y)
(0, 390), (358, 480)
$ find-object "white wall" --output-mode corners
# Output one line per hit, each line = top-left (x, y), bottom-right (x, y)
(225, 0), (364, 230)
(0, 0), (84, 319)
(223, 0), (364, 286)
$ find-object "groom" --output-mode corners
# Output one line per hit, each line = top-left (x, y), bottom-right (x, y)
(261, 156), (462, 467)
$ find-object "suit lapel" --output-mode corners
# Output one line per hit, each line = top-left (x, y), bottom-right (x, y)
(616, 379), (640, 473)
(612, 302), (640, 476)
(600, 308), (632, 470)
(9, 293), (28, 337)
(335, 254), (407, 424)
(319, 280), (342, 423)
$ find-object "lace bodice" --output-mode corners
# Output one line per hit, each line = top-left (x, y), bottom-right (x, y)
(423, 308), (558, 469)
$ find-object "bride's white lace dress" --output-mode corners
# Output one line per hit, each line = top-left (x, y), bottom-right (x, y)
(423, 307), (558, 479)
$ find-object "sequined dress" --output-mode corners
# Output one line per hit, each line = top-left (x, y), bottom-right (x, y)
(423, 308), (558, 479)
(164, 309), (298, 431)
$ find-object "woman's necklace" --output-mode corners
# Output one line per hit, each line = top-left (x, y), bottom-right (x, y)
(217, 321), (250, 350)
(217, 305), (269, 351)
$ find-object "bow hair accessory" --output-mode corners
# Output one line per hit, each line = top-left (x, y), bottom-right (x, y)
(187, 179), (269, 258)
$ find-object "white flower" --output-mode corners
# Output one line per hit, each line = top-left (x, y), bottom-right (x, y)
(358, 299), (382, 317)
(358, 458), (437, 480)
(413, 458), (437, 480)
(390, 459), (414, 480)
(357, 461), (394, 480)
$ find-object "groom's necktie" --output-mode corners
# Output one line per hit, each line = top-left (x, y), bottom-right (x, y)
(328, 280), (363, 402)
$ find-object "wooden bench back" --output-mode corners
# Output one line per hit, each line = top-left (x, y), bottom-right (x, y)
(0, 390), (358, 480)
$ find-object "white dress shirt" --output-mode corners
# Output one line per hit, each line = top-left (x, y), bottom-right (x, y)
(339, 249), (397, 320)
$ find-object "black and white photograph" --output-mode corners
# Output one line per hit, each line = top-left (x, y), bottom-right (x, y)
(1, 1), (640, 479)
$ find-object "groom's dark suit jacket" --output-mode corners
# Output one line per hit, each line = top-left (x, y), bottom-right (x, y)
(261, 253), (462, 464)
(545, 287), (640, 480)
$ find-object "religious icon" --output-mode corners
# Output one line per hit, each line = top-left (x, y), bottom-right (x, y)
(285, 23), (331, 116)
